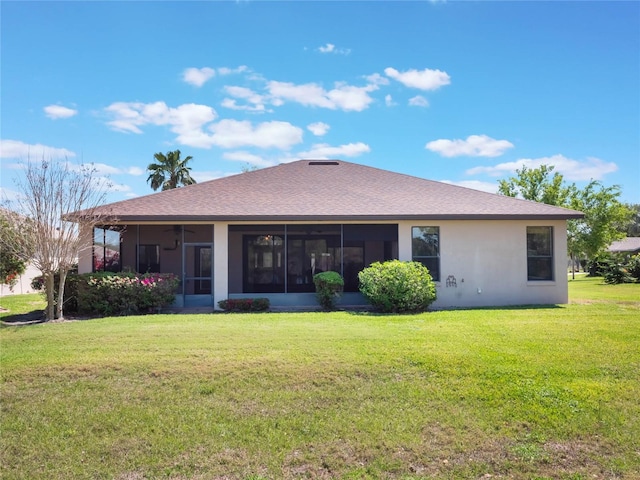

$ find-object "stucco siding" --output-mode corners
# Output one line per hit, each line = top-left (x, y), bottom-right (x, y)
(399, 219), (568, 308)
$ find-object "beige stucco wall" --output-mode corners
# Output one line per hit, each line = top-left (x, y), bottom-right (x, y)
(398, 219), (569, 308)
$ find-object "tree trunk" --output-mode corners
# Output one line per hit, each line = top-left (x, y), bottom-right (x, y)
(57, 269), (68, 320)
(45, 272), (55, 321)
(571, 253), (576, 280)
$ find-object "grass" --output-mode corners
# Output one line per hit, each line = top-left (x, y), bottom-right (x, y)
(1, 277), (638, 479)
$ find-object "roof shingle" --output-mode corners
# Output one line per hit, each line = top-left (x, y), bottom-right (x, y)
(83, 160), (584, 222)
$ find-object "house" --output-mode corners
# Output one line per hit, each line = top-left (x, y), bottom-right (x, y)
(607, 237), (640, 257)
(73, 160), (584, 309)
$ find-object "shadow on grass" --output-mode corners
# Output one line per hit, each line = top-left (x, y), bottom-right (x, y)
(1, 309), (46, 326)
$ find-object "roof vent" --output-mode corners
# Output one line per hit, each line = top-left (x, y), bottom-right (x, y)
(308, 161), (339, 166)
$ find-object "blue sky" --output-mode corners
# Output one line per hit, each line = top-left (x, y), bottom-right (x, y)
(1, 1), (639, 204)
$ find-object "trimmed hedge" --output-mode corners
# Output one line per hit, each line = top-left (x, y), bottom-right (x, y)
(313, 271), (344, 310)
(218, 298), (270, 312)
(77, 272), (180, 316)
(358, 260), (437, 313)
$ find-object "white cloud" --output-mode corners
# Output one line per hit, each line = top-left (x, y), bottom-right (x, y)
(365, 73), (390, 86)
(267, 80), (378, 112)
(44, 105), (78, 119)
(104, 101), (218, 148)
(182, 67), (216, 87)
(208, 119), (303, 150)
(217, 65), (249, 76)
(222, 86), (268, 112)
(409, 95), (429, 107)
(466, 155), (618, 181)
(426, 134), (514, 158)
(441, 180), (499, 194)
(384, 67), (451, 90)
(223, 151), (273, 167)
(126, 166), (144, 176)
(307, 122), (330, 136)
(0, 139), (76, 160)
(191, 170), (227, 183)
(297, 142), (371, 159)
(317, 43), (351, 55)
(385, 94), (396, 107)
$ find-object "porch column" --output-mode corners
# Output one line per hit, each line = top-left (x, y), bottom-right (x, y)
(397, 221), (413, 262)
(213, 222), (229, 309)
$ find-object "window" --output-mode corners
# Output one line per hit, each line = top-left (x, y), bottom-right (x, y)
(412, 226), (440, 281)
(527, 226), (554, 281)
(93, 227), (121, 272)
(138, 245), (160, 273)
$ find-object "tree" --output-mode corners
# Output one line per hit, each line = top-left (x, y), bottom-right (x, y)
(0, 159), (113, 320)
(498, 164), (633, 276)
(567, 181), (633, 262)
(146, 150), (196, 191)
(625, 204), (640, 237)
(497, 164), (576, 206)
(0, 211), (31, 290)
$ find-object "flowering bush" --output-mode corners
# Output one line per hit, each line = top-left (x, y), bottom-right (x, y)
(218, 298), (270, 312)
(77, 272), (180, 316)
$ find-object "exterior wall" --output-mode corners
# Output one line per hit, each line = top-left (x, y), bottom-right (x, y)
(398, 219), (569, 308)
(213, 223), (228, 308)
(79, 219), (570, 309)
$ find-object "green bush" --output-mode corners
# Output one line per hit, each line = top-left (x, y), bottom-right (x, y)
(358, 260), (437, 313)
(628, 254), (640, 280)
(313, 271), (344, 310)
(77, 272), (179, 316)
(218, 298), (270, 312)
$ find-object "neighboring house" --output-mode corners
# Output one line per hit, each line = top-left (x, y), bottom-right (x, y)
(71, 160), (584, 309)
(0, 263), (40, 296)
(608, 237), (640, 257)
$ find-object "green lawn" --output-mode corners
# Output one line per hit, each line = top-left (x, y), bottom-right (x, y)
(1, 277), (638, 479)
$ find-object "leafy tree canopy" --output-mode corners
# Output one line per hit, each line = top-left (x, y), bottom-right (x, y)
(498, 164), (633, 261)
(147, 150), (196, 191)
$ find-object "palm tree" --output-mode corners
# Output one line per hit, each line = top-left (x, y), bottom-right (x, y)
(146, 150), (197, 191)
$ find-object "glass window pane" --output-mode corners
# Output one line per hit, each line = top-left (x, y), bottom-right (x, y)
(412, 227), (439, 257)
(527, 227), (552, 256)
(527, 227), (553, 281)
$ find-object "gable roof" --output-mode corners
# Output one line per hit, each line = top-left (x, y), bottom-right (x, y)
(608, 237), (640, 253)
(81, 159), (584, 222)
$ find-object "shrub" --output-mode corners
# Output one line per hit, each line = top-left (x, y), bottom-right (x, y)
(628, 254), (640, 280)
(358, 260), (437, 313)
(218, 298), (270, 312)
(76, 272), (179, 316)
(313, 271), (344, 310)
(31, 266), (80, 313)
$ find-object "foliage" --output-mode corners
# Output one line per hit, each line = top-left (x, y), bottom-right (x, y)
(76, 272), (179, 316)
(498, 164), (633, 264)
(1, 280), (638, 478)
(0, 159), (112, 320)
(0, 211), (30, 289)
(498, 164), (576, 206)
(628, 254), (640, 279)
(217, 298), (270, 312)
(567, 181), (633, 262)
(30, 265), (80, 312)
(358, 260), (436, 313)
(591, 253), (640, 284)
(313, 271), (344, 310)
(625, 203), (640, 237)
(146, 149), (196, 191)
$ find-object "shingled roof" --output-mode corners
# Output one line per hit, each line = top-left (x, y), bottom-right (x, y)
(83, 159), (584, 222)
